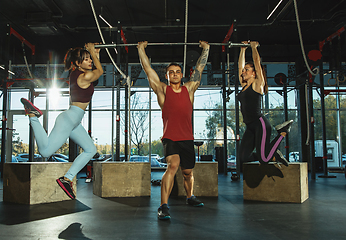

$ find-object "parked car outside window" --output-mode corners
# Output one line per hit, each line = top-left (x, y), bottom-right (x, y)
(16, 153), (42, 162)
(289, 152), (299, 162)
(47, 154), (69, 162)
(0, 155), (18, 163)
(129, 155), (167, 169)
(227, 155), (236, 169)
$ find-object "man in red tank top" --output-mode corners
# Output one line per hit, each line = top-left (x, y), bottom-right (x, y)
(138, 40), (210, 220)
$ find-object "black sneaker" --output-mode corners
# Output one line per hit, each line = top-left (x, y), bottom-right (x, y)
(261, 164), (284, 179)
(56, 177), (76, 200)
(275, 120), (293, 134)
(273, 150), (289, 167)
(158, 204), (170, 220)
(186, 196), (204, 207)
(20, 98), (43, 118)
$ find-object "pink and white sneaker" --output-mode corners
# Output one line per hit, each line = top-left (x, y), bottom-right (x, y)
(20, 98), (43, 118)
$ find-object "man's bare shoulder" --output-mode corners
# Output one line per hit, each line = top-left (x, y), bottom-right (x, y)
(154, 81), (167, 94)
(183, 80), (199, 93)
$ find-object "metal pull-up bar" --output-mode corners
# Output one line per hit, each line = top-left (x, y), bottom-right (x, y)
(94, 42), (256, 48)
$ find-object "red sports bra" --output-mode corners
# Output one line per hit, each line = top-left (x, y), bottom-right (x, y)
(69, 69), (94, 103)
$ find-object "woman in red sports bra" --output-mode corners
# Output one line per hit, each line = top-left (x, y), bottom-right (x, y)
(21, 42), (103, 200)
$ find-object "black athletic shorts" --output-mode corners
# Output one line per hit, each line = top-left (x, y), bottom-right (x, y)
(162, 138), (196, 169)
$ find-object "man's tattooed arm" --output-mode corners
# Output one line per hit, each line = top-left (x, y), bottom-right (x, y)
(190, 47), (209, 83)
(185, 41), (209, 94)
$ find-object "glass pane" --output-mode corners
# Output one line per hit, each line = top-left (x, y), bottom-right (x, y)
(92, 90), (113, 110)
(194, 110), (212, 140)
(151, 111), (163, 142)
(287, 89), (297, 109)
(122, 110), (149, 156)
(151, 139), (163, 157)
(267, 90), (284, 110)
(9, 90), (30, 110)
(151, 91), (161, 110)
(226, 91), (237, 109)
(12, 115), (30, 157)
(314, 110), (337, 141)
(325, 95), (337, 110)
(194, 88), (222, 110)
(286, 110), (299, 153)
(93, 111), (113, 154)
(340, 110), (346, 157)
(130, 89), (149, 110)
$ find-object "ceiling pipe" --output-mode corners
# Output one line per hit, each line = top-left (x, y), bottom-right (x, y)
(237, 0), (293, 27)
(57, 0), (343, 33)
(58, 24), (234, 32)
(31, 0), (63, 18)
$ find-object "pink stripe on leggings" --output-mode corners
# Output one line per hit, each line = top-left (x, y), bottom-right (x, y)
(260, 117), (284, 162)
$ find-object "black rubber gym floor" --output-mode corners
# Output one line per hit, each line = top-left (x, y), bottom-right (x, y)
(0, 170), (346, 240)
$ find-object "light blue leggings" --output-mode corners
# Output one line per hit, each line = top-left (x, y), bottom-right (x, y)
(29, 105), (96, 181)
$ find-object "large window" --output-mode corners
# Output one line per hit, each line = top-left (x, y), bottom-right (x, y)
(2, 62), (345, 168)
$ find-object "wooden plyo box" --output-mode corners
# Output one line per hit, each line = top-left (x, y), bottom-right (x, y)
(93, 162), (151, 197)
(3, 162), (76, 205)
(173, 162), (218, 197)
(243, 162), (308, 203)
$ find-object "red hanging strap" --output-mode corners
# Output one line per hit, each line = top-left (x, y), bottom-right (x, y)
(120, 28), (128, 53)
(221, 23), (234, 53)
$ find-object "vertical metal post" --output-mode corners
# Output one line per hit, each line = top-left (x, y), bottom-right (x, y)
(111, 74), (115, 161)
(233, 27), (240, 178)
(115, 21), (121, 161)
(264, 93), (269, 110)
(68, 71), (78, 161)
(44, 61), (49, 139)
(336, 36), (343, 168)
(318, 61), (336, 178)
(283, 83), (289, 161)
(149, 88), (152, 159)
(28, 86), (35, 162)
(42, 61), (50, 162)
(0, 25), (11, 177)
(182, 0), (188, 77)
(116, 84), (120, 160)
(222, 48), (228, 175)
(124, 79), (129, 161)
(336, 86), (342, 168)
(1, 82), (8, 174)
(127, 78), (131, 161)
(319, 62), (328, 176)
(124, 51), (129, 161)
(5, 61), (13, 164)
(308, 75), (316, 179)
(88, 101), (92, 138)
(296, 60), (309, 169)
(28, 42), (36, 162)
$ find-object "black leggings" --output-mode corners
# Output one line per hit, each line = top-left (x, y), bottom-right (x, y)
(239, 116), (284, 164)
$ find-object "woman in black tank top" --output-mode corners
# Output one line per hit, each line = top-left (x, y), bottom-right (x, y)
(237, 41), (293, 168)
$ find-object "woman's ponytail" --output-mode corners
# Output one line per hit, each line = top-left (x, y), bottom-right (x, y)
(64, 48), (74, 71)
